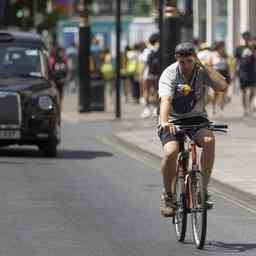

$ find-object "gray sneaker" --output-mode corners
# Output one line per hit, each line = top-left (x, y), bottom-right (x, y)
(160, 192), (177, 217)
(206, 192), (213, 210)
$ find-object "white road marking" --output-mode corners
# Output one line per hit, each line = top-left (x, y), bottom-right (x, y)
(210, 187), (256, 214)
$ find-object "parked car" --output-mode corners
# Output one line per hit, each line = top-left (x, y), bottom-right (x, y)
(0, 31), (61, 157)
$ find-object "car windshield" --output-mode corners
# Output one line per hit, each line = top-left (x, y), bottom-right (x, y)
(0, 46), (45, 78)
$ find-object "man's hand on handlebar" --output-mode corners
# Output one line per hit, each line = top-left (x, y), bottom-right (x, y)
(162, 122), (177, 135)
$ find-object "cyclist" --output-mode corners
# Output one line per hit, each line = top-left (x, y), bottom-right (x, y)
(157, 42), (228, 217)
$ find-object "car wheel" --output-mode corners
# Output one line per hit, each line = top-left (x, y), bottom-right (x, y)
(56, 123), (61, 142)
(39, 142), (58, 157)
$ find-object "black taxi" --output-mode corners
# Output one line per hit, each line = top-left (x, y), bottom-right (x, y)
(0, 31), (61, 157)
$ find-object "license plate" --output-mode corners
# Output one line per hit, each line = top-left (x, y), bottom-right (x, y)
(0, 130), (20, 139)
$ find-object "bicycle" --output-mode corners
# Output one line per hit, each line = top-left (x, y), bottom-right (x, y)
(170, 116), (228, 249)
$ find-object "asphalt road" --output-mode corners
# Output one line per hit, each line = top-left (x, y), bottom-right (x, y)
(0, 120), (256, 255)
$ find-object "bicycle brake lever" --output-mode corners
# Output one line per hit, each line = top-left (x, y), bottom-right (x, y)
(208, 128), (227, 133)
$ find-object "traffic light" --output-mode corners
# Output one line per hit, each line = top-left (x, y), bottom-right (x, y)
(16, 9), (24, 19)
(13, 0), (33, 29)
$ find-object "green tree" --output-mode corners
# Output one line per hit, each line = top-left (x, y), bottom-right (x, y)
(132, 0), (154, 16)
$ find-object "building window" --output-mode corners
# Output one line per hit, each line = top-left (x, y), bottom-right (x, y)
(198, 0), (206, 42)
(213, 0), (227, 42)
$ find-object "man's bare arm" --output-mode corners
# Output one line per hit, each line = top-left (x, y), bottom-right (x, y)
(196, 56), (228, 92)
(160, 96), (171, 123)
(159, 96), (176, 134)
(204, 65), (228, 91)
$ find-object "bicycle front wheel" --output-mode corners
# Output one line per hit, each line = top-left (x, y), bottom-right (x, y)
(190, 171), (207, 249)
(173, 177), (187, 242)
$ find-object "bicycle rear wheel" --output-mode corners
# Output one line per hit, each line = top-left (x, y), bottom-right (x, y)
(173, 176), (187, 242)
(190, 171), (207, 249)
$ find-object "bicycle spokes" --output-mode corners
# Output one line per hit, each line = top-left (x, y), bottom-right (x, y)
(190, 171), (207, 249)
(173, 177), (187, 242)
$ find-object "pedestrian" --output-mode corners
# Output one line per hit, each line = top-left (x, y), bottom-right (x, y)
(100, 49), (115, 108)
(50, 46), (68, 108)
(235, 31), (255, 116)
(66, 43), (78, 93)
(209, 41), (231, 117)
(137, 41), (147, 105)
(125, 44), (140, 103)
(122, 46), (132, 103)
(140, 33), (160, 118)
(197, 42), (212, 66)
(91, 36), (102, 74)
(197, 42), (216, 109)
(252, 44), (256, 112)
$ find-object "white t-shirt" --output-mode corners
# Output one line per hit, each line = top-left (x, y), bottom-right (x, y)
(158, 62), (217, 119)
(141, 46), (157, 80)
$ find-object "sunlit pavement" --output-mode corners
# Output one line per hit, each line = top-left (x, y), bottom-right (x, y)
(62, 89), (256, 199)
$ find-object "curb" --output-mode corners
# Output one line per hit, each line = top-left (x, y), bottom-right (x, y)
(111, 134), (256, 211)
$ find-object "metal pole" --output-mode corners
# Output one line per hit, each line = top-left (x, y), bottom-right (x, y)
(0, 0), (7, 29)
(78, 1), (91, 112)
(115, 0), (121, 119)
(33, 0), (37, 27)
(159, 0), (164, 73)
(162, 0), (180, 67)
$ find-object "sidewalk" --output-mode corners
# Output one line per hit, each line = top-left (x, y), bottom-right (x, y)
(62, 92), (144, 122)
(62, 91), (256, 199)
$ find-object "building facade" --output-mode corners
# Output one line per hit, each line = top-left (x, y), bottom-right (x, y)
(193, 0), (256, 55)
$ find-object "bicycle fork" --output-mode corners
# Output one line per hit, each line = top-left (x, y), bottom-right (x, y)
(186, 143), (200, 211)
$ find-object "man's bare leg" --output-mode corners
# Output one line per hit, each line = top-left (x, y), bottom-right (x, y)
(194, 129), (215, 188)
(160, 140), (179, 216)
(161, 140), (179, 194)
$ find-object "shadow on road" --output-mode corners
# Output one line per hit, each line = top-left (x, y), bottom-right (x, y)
(207, 241), (256, 253)
(58, 149), (114, 159)
(0, 147), (114, 160)
(0, 147), (41, 158)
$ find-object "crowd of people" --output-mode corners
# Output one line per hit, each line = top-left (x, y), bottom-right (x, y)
(47, 31), (256, 118)
(100, 31), (256, 118)
(196, 31), (256, 117)
(99, 33), (160, 116)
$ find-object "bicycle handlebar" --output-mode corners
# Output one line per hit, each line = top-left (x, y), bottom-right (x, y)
(169, 118), (228, 132)
(210, 124), (228, 129)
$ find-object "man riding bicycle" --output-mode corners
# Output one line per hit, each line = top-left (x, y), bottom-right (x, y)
(157, 42), (228, 217)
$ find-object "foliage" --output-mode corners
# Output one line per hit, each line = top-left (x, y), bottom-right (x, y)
(132, 0), (155, 16)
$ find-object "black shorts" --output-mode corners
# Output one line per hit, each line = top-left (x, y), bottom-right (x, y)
(157, 126), (201, 146)
(239, 79), (255, 89)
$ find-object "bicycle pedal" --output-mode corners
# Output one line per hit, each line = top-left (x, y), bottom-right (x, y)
(206, 204), (213, 210)
(186, 208), (192, 213)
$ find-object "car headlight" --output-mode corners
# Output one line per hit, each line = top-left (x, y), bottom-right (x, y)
(38, 96), (53, 110)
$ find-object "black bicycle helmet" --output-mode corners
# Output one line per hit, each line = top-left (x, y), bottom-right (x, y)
(175, 42), (196, 57)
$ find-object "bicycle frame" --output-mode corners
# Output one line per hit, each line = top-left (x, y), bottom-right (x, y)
(189, 140), (200, 210)
(177, 136), (200, 211)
